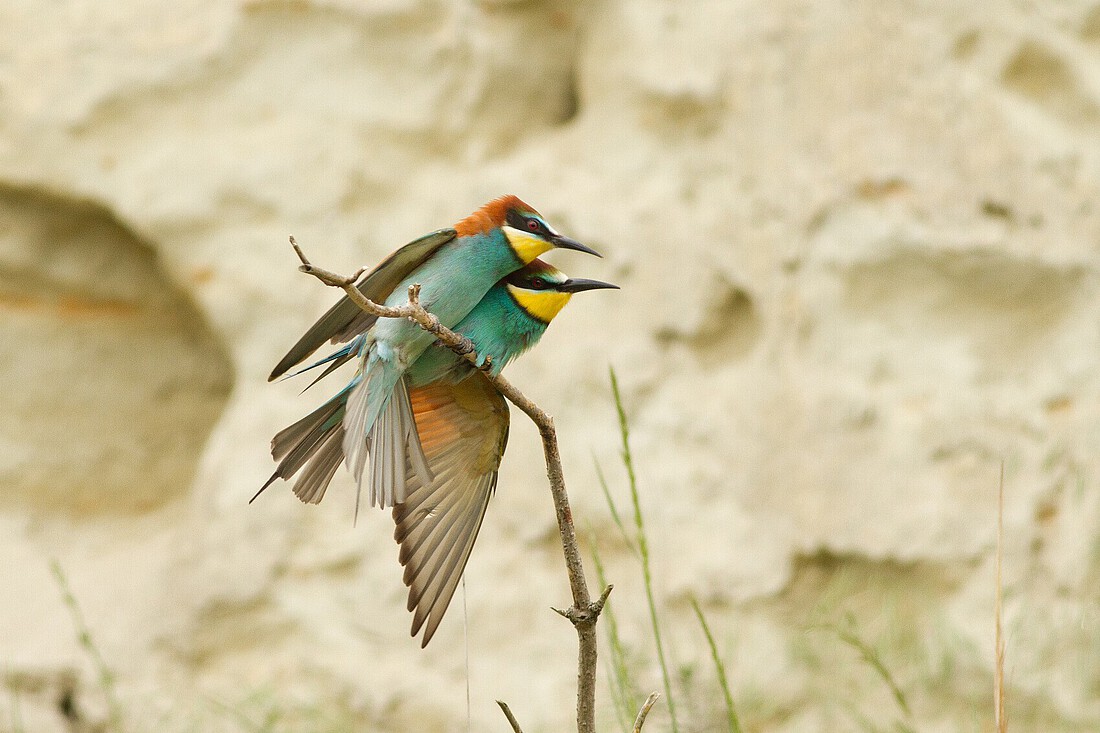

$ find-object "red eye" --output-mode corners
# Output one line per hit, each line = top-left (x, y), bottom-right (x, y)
(526, 218), (541, 232)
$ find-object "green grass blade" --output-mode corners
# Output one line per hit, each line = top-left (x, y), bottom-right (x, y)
(832, 614), (912, 719)
(591, 538), (636, 732)
(594, 459), (638, 558)
(610, 367), (680, 733)
(690, 598), (743, 733)
(50, 560), (123, 731)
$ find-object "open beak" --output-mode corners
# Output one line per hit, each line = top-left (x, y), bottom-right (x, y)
(551, 234), (602, 258)
(556, 278), (619, 294)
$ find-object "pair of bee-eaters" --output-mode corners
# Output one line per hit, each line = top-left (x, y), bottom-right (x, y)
(257, 195), (616, 646)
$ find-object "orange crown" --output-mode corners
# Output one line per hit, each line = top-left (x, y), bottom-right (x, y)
(454, 194), (537, 237)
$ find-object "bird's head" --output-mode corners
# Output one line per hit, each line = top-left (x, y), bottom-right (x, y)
(504, 259), (618, 324)
(455, 195), (601, 264)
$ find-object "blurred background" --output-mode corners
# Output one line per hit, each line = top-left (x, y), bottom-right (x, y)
(3, 1), (1100, 731)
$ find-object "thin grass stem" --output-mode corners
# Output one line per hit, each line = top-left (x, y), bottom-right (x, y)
(592, 538), (636, 731)
(690, 598), (743, 733)
(831, 614), (911, 719)
(610, 368), (679, 733)
(49, 560), (123, 731)
(594, 460), (638, 558)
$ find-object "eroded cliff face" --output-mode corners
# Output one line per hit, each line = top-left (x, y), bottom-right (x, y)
(2, 1), (1099, 731)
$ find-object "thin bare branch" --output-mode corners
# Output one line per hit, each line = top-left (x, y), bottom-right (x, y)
(496, 701), (525, 733)
(632, 692), (661, 733)
(290, 236), (366, 286)
(291, 239), (606, 733)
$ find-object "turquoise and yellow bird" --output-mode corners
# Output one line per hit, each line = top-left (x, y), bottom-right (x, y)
(263, 259), (617, 645)
(265, 195), (599, 513)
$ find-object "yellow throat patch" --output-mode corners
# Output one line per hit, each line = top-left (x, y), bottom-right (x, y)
(503, 225), (554, 264)
(507, 285), (572, 324)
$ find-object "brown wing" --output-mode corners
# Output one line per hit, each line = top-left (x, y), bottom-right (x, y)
(392, 372), (510, 647)
(269, 228), (457, 380)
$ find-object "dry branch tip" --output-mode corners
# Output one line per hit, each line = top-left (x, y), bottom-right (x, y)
(595, 584), (614, 613)
(632, 692), (661, 733)
(497, 700), (526, 733)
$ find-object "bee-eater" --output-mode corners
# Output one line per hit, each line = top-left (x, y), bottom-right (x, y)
(265, 196), (599, 513)
(263, 259), (617, 645)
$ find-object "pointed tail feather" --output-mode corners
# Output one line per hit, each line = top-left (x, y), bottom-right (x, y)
(343, 373), (374, 519)
(369, 379), (433, 510)
(281, 336), (365, 394)
(277, 336), (362, 382)
(343, 356), (433, 512)
(251, 383), (352, 504)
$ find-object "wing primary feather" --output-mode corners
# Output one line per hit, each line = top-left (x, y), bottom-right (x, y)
(269, 296), (367, 381)
(407, 477), (484, 576)
(292, 425), (345, 504)
(411, 476), (495, 646)
(394, 464), (466, 541)
(401, 487), (473, 588)
(268, 228), (456, 380)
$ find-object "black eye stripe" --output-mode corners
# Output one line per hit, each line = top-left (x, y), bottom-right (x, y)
(506, 209), (535, 232)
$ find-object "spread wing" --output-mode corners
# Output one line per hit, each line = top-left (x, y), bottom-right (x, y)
(392, 372), (510, 647)
(270, 228), (457, 380)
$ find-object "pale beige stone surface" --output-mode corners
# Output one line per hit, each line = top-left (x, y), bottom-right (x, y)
(2, 1), (1100, 731)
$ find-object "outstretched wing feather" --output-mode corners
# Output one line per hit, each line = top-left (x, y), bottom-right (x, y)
(392, 373), (509, 646)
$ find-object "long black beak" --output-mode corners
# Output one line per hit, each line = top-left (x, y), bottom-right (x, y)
(551, 234), (602, 257)
(556, 278), (619, 294)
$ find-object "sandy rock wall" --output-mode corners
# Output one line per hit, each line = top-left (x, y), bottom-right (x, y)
(2, 1), (1100, 731)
